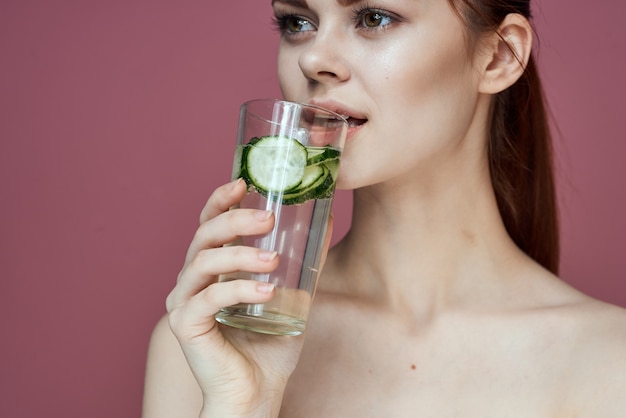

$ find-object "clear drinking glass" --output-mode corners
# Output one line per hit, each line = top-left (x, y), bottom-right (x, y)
(215, 99), (348, 336)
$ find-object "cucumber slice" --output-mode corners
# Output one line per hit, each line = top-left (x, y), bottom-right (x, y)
(294, 164), (326, 191)
(235, 137), (263, 185)
(235, 136), (340, 204)
(282, 164), (334, 205)
(245, 136), (307, 192)
(306, 146), (341, 165)
(321, 157), (340, 180)
(232, 144), (246, 180)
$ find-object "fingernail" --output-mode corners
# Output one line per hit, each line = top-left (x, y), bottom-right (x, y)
(257, 250), (277, 262)
(254, 210), (273, 221)
(257, 283), (275, 294)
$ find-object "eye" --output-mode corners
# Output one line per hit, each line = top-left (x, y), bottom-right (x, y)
(361, 11), (392, 28)
(273, 14), (316, 36)
(354, 8), (395, 30)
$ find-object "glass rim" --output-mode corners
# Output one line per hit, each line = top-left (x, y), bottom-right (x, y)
(242, 98), (349, 126)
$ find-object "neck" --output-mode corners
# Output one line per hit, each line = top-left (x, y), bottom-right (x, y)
(324, 162), (529, 318)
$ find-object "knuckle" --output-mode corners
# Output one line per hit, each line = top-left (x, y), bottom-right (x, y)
(200, 282), (223, 306)
(225, 209), (253, 234)
(166, 309), (183, 334)
(175, 269), (184, 284)
(165, 286), (185, 313)
(165, 285), (187, 314)
(199, 190), (229, 223)
(188, 245), (274, 278)
(190, 223), (212, 248)
(230, 279), (248, 294)
(228, 209), (273, 235)
(189, 248), (214, 271)
(228, 245), (250, 259)
(165, 292), (175, 312)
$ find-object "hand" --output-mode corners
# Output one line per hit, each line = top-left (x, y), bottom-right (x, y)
(165, 179), (331, 417)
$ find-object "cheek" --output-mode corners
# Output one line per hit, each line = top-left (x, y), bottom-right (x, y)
(338, 52), (481, 188)
(394, 44), (473, 101)
(277, 49), (305, 102)
(375, 43), (479, 141)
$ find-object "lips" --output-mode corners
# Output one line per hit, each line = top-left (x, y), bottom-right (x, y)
(308, 100), (368, 128)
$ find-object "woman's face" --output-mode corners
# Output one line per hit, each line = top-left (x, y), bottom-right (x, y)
(272, 0), (488, 190)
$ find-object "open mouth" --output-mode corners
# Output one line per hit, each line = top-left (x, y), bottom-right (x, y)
(346, 116), (367, 128)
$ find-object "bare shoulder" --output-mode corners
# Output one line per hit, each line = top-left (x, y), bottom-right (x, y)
(567, 296), (626, 353)
(561, 296), (626, 416)
(142, 314), (202, 418)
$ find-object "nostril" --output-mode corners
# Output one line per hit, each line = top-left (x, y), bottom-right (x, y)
(318, 70), (338, 78)
(306, 71), (340, 84)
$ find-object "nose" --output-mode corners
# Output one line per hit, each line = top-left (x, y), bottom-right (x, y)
(298, 31), (351, 85)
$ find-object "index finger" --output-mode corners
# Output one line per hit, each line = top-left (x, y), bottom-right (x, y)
(199, 178), (247, 224)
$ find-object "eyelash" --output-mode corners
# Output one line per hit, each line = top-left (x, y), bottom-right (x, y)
(272, 14), (314, 37)
(272, 6), (397, 38)
(351, 5), (396, 32)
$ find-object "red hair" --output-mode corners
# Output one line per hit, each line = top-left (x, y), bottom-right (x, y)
(449, 0), (560, 274)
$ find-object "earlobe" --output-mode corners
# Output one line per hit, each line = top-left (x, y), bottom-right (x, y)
(478, 13), (533, 94)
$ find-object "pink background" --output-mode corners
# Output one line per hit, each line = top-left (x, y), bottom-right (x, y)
(1, 1), (624, 417)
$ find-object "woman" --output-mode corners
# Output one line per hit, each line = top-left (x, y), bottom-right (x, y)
(143, 0), (626, 416)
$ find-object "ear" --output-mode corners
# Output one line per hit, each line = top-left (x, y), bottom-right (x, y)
(478, 13), (533, 94)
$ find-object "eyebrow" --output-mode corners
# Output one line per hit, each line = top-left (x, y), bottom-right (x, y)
(271, 0), (307, 6)
(271, 0), (364, 7)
